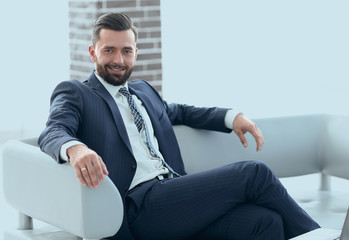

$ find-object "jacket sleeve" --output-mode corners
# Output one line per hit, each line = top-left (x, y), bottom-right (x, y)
(38, 80), (82, 163)
(164, 102), (233, 133)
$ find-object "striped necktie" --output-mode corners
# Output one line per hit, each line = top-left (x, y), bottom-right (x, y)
(119, 87), (180, 177)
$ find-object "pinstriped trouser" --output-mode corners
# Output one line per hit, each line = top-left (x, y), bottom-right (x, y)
(126, 160), (320, 240)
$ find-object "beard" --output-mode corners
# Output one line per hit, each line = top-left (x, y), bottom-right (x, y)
(96, 61), (134, 86)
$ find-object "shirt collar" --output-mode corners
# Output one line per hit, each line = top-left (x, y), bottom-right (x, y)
(94, 71), (128, 97)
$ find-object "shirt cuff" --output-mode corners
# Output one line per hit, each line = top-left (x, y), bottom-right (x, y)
(60, 140), (85, 162)
(224, 109), (243, 130)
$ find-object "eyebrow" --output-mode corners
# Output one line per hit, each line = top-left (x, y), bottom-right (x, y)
(103, 46), (135, 50)
(122, 46), (136, 52)
(103, 46), (115, 50)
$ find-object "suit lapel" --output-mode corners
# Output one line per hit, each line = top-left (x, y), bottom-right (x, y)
(87, 74), (133, 155)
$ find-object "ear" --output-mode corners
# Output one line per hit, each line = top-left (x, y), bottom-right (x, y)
(89, 45), (97, 63)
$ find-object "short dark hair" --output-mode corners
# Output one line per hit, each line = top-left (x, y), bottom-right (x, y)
(92, 12), (138, 45)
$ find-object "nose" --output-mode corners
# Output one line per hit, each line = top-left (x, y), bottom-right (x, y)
(113, 51), (124, 65)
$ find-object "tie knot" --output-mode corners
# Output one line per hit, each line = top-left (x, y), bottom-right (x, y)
(119, 87), (130, 97)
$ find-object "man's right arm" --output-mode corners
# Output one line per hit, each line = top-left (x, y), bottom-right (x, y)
(38, 80), (82, 163)
(38, 81), (108, 188)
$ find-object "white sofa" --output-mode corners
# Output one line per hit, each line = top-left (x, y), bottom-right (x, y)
(2, 114), (349, 239)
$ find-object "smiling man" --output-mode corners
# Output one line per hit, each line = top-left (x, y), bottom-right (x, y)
(38, 12), (320, 240)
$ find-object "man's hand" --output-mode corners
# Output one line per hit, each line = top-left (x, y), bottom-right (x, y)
(67, 144), (109, 188)
(233, 114), (264, 152)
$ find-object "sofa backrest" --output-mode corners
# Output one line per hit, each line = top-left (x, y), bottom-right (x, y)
(16, 114), (349, 180)
(173, 115), (331, 178)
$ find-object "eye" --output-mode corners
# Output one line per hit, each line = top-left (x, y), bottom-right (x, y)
(124, 49), (133, 54)
(104, 48), (112, 53)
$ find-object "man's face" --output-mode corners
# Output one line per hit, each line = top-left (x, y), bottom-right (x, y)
(89, 28), (137, 86)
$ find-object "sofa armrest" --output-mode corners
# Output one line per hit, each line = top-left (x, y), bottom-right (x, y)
(2, 138), (123, 239)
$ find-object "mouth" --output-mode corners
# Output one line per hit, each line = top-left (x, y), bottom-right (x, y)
(107, 65), (127, 74)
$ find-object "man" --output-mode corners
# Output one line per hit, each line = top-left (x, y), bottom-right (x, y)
(39, 12), (320, 240)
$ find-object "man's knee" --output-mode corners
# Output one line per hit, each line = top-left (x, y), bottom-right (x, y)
(231, 160), (274, 179)
(244, 160), (271, 171)
(228, 160), (282, 200)
(249, 160), (276, 178)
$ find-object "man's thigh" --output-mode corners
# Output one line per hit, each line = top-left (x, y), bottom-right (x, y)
(129, 161), (270, 240)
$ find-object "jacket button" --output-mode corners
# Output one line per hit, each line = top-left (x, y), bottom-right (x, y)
(131, 164), (136, 170)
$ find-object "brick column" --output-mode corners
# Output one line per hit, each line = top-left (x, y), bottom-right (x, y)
(69, 0), (163, 92)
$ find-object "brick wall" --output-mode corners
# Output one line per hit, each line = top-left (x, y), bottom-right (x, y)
(68, 0), (163, 92)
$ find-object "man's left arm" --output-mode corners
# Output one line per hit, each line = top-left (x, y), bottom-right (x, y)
(165, 102), (264, 152)
(142, 81), (264, 151)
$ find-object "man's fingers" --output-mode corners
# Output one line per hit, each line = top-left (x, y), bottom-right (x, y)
(68, 145), (107, 188)
(91, 157), (105, 184)
(233, 115), (264, 152)
(81, 166), (94, 188)
(236, 123), (264, 151)
(257, 129), (264, 151)
(84, 161), (100, 188)
(80, 155), (108, 188)
(249, 126), (264, 152)
(67, 145), (109, 188)
(74, 167), (87, 187)
(236, 130), (248, 148)
(99, 157), (109, 175)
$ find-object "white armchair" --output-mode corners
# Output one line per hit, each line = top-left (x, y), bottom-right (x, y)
(2, 114), (349, 239)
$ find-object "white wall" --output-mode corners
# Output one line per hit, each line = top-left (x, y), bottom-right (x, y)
(0, 0), (69, 138)
(161, 0), (349, 119)
(1, 0), (347, 140)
